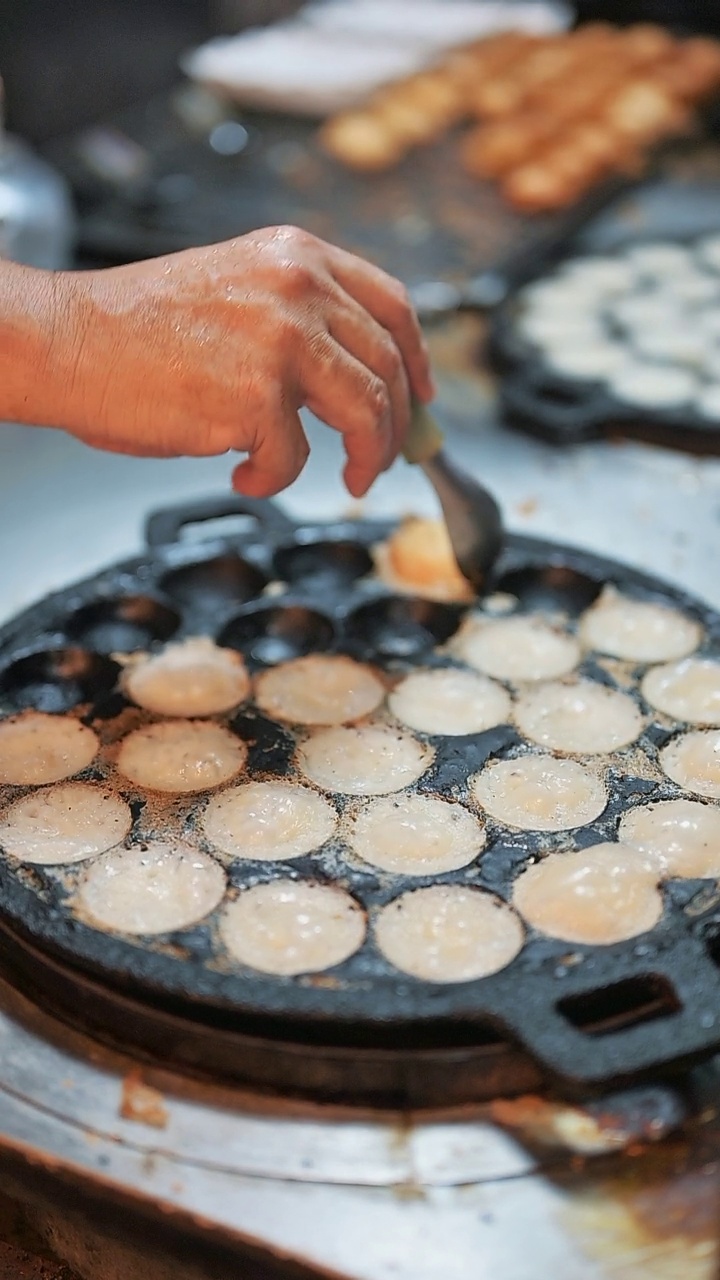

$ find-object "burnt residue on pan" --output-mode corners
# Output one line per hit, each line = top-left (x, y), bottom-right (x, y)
(0, 496), (718, 1106)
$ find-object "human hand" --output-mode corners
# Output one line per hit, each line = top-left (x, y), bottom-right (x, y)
(55, 226), (435, 497)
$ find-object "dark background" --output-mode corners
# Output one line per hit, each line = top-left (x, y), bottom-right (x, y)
(0, 0), (300, 142)
(1, 0), (719, 145)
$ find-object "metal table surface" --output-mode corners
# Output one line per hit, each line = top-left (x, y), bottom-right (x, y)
(0, 326), (720, 1279)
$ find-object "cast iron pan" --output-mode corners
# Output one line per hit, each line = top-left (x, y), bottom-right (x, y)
(487, 230), (720, 454)
(0, 496), (719, 1107)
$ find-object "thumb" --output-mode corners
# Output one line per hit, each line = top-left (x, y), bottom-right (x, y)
(231, 403), (310, 498)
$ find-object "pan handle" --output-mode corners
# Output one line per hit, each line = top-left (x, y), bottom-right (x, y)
(145, 495), (297, 548)
(499, 370), (612, 445)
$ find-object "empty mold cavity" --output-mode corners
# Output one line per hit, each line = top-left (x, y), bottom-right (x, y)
(66, 596), (180, 653)
(705, 929), (720, 971)
(219, 605), (336, 666)
(0, 648), (121, 713)
(557, 975), (681, 1037)
(273, 540), (373, 589)
(346, 596), (464, 660)
(159, 554), (267, 610)
(495, 564), (602, 615)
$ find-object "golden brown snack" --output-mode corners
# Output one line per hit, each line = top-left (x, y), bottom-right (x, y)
(653, 37), (720, 103)
(458, 31), (537, 110)
(562, 121), (634, 175)
(395, 72), (466, 128)
(619, 23), (677, 67)
(319, 112), (402, 171)
(460, 115), (558, 179)
(372, 95), (441, 148)
(600, 77), (689, 144)
(534, 60), (630, 122)
(377, 515), (472, 603)
(502, 160), (584, 213)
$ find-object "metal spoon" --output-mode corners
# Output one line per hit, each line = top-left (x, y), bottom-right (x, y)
(402, 401), (503, 594)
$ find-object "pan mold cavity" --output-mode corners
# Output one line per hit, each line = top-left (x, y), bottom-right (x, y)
(219, 605), (337, 666)
(159, 554), (267, 610)
(557, 975), (682, 1037)
(345, 596), (465, 660)
(494, 565), (602, 616)
(273, 539), (373, 589)
(66, 595), (180, 653)
(0, 648), (121, 713)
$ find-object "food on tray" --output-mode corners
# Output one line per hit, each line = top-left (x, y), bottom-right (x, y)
(620, 798), (720, 879)
(121, 637), (250, 718)
(641, 657), (720, 726)
(660, 730), (720, 799)
(0, 782), (132, 865)
(388, 667), (511, 735)
(544, 340), (629, 381)
(512, 843), (663, 945)
(202, 780), (337, 861)
(471, 755), (606, 831)
(512, 236), (720, 420)
(578, 587), (702, 663)
(254, 654), (384, 726)
(695, 384), (720, 418)
(375, 885), (524, 982)
(117, 720), (247, 792)
(297, 723), (433, 794)
(345, 792), (485, 875)
(0, 712), (98, 786)
(653, 36), (720, 101)
(606, 362), (697, 408)
(320, 24), (720, 212)
(698, 232), (720, 271)
(76, 843), (226, 935)
(625, 241), (694, 274)
(513, 679), (643, 754)
(219, 879), (365, 975)
(453, 614), (580, 682)
(376, 515), (472, 602)
(317, 112), (403, 172)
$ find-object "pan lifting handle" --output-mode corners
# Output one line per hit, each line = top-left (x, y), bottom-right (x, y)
(145, 495), (298, 548)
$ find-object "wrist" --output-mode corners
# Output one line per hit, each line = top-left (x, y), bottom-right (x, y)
(0, 260), (90, 429)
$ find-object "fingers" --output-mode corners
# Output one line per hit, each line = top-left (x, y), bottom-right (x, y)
(328, 298), (411, 458)
(231, 399), (310, 497)
(327, 246), (435, 404)
(300, 334), (395, 498)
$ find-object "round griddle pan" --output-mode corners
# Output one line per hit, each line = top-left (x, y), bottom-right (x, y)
(487, 232), (720, 455)
(0, 496), (719, 1106)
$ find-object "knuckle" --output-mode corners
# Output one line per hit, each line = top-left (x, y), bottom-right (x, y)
(283, 259), (314, 293)
(306, 326), (333, 363)
(387, 278), (412, 317)
(279, 223), (313, 248)
(364, 378), (391, 424)
(381, 339), (403, 378)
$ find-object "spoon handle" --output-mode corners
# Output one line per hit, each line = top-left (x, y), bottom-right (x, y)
(402, 401), (445, 465)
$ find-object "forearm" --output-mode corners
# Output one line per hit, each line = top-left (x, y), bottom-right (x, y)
(0, 259), (83, 429)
